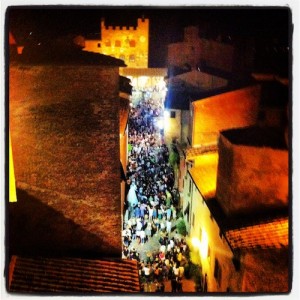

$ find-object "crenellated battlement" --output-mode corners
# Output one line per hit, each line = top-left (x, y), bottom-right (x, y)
(85, 16), (149, 68)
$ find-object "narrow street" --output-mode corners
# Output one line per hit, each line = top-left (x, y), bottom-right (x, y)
(122, 93), (196, 293)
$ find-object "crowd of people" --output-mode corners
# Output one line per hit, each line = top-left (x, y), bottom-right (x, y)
(122, 97), (189, 292)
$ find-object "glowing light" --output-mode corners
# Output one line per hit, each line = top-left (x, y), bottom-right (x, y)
(164, 111), (170, 118)
(163, 111), (170, 131)
(192, 230), (209, 259)
(9, 134), (17, 202)
(157, 119), (164, 130)
(192, 237), (200, 248)
(199, 229), (208, 258)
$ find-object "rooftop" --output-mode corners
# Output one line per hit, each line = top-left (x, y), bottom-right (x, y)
(9, 256), (140, 293)
(188, 150), (289, 251)
(167, 70), (228, 91)
(189, 152), (219, 199)
(14, 41), (126, 66)
(206, 197), (289, 251)
(221, 126), (288, 150)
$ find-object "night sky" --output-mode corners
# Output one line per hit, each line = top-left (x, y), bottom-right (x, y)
(7, 7), (291, 67)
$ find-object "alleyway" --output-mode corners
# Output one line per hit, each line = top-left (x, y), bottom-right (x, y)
(122, 94), (196, 293)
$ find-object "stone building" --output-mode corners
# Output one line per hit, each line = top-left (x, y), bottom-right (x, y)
(189, 85), (261, 147)
(183, 126), (289, 292)
(164, 70), (228, 145)
(8, 36), (140, 293)
(83, 17), (149, 68)
(167, 25), (254, 79)
(9, 40), (127, 259)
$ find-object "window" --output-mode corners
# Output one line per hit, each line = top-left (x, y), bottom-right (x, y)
(129, 54), (135, 62)
(105, 40), (111, 47)
(119, 54), (125, 61)
(97, 43), (101, 48)
(170, 111), (176, 118)
(129, 40), (136, 47)
(115, 40), (121, 47)
(214, 258), (222, 286)
(188, 179), (192, 196)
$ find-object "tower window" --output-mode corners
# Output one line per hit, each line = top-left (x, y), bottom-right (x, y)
(129, 40), (136, 47)
(115, 40), (121, 47)
(105, 40), (111, 47)
(97, 43), (101, 48)
(170, 111), (176, 118)
(129, 55), (135, 62)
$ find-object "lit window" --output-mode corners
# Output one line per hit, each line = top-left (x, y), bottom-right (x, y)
(115, 40), (121, 47)
(129, 40), (136, 47)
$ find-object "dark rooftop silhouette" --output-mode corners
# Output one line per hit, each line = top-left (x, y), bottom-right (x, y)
(221, 126), (288, 149)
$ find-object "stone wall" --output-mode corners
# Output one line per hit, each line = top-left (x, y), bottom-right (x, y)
(241, 249), (289, 292)
(9, 63), (122, 256)
(216, 135), (288, 215)
(192, 85), (260, 146)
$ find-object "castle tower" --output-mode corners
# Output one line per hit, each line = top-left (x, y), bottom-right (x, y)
(83, 17), (149, 68)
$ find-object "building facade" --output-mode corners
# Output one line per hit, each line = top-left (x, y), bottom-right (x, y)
(9, 43), (126, 258)
(182, 126), (289, 292)
(84, 17), (149, 68)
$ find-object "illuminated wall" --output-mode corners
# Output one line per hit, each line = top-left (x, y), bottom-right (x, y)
(191, 85), (261, 147)
(9, 63), (122, 256)
(163, 109), (181, 145)
(184, 172), (240, 292)
(216, 133), (288, 215)
(84, 18), (149, 68)
(119, 95), (130, 216)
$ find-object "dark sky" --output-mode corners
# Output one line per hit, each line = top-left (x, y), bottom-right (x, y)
(7, 7), (291, 67)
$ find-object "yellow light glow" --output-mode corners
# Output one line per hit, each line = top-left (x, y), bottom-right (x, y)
(164, 111), (170, 118)
(199, 229), (208, 258)
(192, 237), (201, 248)
(9, 134), (17, 202)
(157, 119), (164, 130)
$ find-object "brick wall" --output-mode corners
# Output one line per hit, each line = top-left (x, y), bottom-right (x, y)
(9, 63), (122, 256)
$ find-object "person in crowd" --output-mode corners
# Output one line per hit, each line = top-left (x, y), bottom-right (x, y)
(123, 97), (191, 292)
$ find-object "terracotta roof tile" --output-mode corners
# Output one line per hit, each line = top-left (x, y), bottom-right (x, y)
(9, 256), (140, 294)
(225, 217), (288, 250)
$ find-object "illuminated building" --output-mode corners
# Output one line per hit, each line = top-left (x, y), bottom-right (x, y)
(120, 67), (167, 106)
(183, 126), (289, 292)
(8, 36), (137, 278)
(119, 75), (132, 215)
(189, 85), (260, 147)
(83, 17), (149, 68)
(164, 70), (228, 145)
